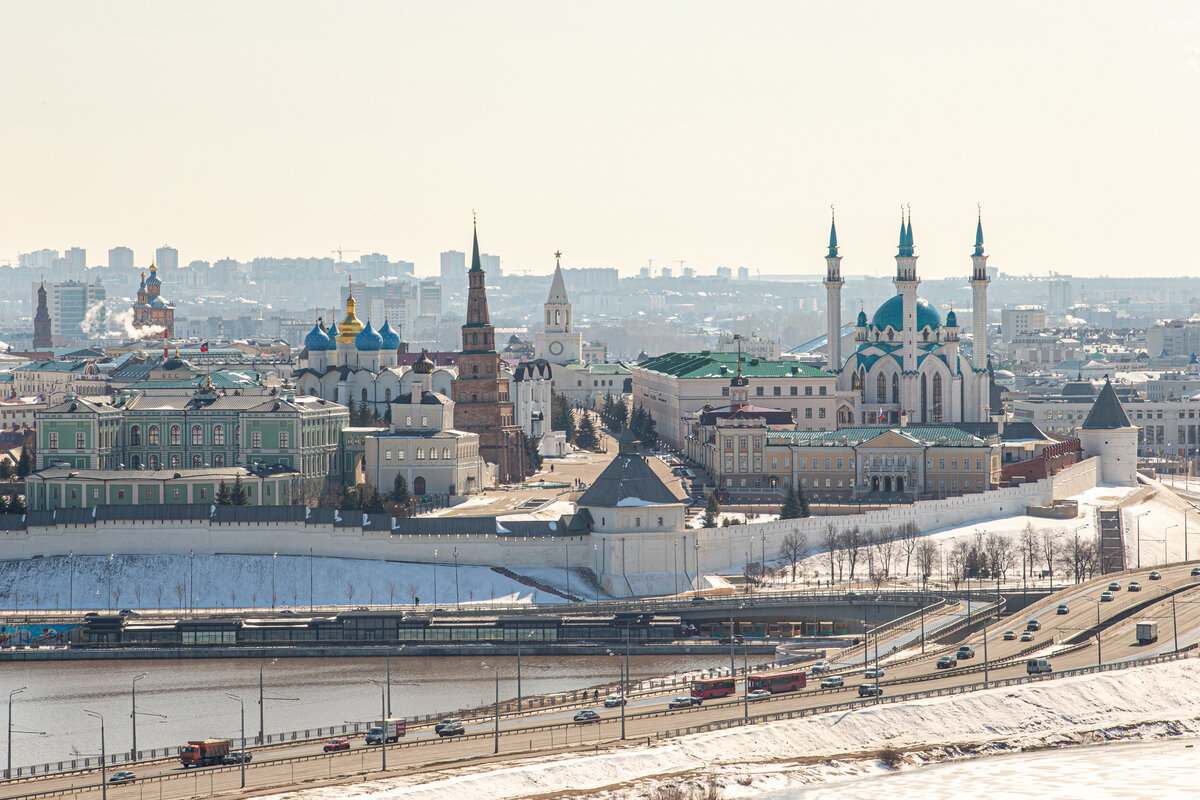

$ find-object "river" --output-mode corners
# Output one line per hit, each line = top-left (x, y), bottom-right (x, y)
(4, 653), (752, 768)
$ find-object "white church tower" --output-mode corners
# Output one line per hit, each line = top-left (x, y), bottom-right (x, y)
(534, 251), (583, 365)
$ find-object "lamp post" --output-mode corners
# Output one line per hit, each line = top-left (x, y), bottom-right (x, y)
(188, 550), (195, 614)
(1132, 511), (1150, 569)
(258, 657), (277, 744)
(1079, 596), (1103, 668)
(516, 631), (536, 710)
(130, 672), (146, 761)
(271, 552), (278, 610)
(84, 709), (106, 800)
(7, 687), (25, 779)
(693, 542), (701, 595)
(673, 540), (679, 596)
(433, 549), (438, 608)
(367, 679), (387, 771)
(68, 551), (74, 614)
(309, 547), (314, 612)
(480, 662), (500, 754)
(225, 693), (246, 788)
(605, 630), (630, 740)
(1165, 525), (1178, 565)
(453, 547), (460, 607)
(107, 553), (115, 610)
(742, 639), (749, 722)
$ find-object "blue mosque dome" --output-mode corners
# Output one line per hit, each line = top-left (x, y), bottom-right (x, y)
(945, 308), (958, 327)
(856, 308), (868, 327)
(354, 319), (383, 351)
(304, 322), (333, 352)
(377, 319), (401, 350)
(871, 294), (942, 333)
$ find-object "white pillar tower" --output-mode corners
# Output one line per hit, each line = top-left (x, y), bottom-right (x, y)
(894, 207), (919, 374)
(823, 209), (844, 372)
(970, 206), (990, 367)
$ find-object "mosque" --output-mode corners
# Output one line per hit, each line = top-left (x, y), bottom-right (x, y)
(827, 212), (992, 425)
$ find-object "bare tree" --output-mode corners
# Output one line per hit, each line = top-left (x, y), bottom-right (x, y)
(290, 587), (298, 606)
(915, 539), (937, 589)
(407, 582), (419, 605)
(231, 588), (238, 608)
(134, 585), (143, 608)
(1019, 522), (1040, 582)
(346, 583), (356, 604)
(982, 531), (1015, 590)
(863, 528), (878, 579)
(946, 540), (971, 590)
(778, 532), (808, 581)
(1040, 529), (1061, 585)
(385, 579), (397, 606)
(1067, 530), (1097, 583)
(843, 526), (865, 581)
(897, 521), (921, 576)
(174, 582), (186, 608)
(111, 587), (121, 608)
(819, 523), (840, 586)
(877, 527), (899, 582)
(156, 585), (163, 611)
(368, 586), (375, 605)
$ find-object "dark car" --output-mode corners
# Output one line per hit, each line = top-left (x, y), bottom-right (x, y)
(1057, 603), (1070, 615)
(1192, 567), (1200, 577)
(434, 717), (462, 734)
(1150, 571), (1163, 580)
(668, 696), (701, 709)
(936, 655), (957, 669)
(956, 645), (975, 659)
(437, 722), (465, 737)
(573, 710), (601, 723)
(323, 738), (350, 752)
(223, 751), (252, 764)
(858, 684), (884, 698)
(108, 771), (136, 784)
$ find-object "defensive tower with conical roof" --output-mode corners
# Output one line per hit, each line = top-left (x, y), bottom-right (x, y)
(1078, 377), (1138, 486)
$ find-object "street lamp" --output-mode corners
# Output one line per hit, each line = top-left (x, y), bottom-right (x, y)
(83, 709), (106, 800)
(271, 552), (278, 610)
(367, 679), (388, 771)
(225, 693), (246, 788)
(1078, 595), (1103, 668)
(107, 553), (115, 611)
(7, 687), (25, 779)
(188, 550), (195, 613)
(1131, 511), (1150, 569)
(68, 551), (74, 614)
(564, 539), (570, 600)
(258, 657), (277, 744)
(453, 547), (460, 607)
(605, 628), (630, 740)
(480, 662), (500, 754)
(693, 542), (701, 595)
(1165, 525), (1179, 565)
(433, 549), (438, 608)
(130, 672), (146, 761)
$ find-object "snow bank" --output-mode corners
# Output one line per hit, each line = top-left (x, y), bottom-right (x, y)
(261, 658), (1200, 800)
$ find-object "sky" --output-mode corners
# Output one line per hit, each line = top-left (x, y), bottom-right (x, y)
(2, 1), (1199, 280)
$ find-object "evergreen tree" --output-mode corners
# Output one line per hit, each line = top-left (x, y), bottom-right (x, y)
(703, 491), (720, 528)
(551, 393), (577, 442)
(346, 397), (357, 425)
(523, 432), (544, 472)
(576, 413), (600, 450)
(611, 398), (629, 431)
(629, 403), (658, 448)
(360, 484), (386, 513)
(15, 449), (31, 478)
(216, 481), (234, 505)
(7, 495), (24, 514)
(797, 482), (810, 517)
(392, 473), (412, 506)
(780, 487), (803, 519)
(339, 485), (361, 510)
(599, 394), (616, 429)
(0, 495), (10, 513)
(232, 475), (250, 505)
(0, 459), (14, 481)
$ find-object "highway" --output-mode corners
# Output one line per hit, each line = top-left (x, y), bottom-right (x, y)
(5, 561), (1199, 800)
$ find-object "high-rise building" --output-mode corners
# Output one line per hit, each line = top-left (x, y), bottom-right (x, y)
(108, 246), (134, 269)
(63, 247), (86, 270)
(155, 245), (179, 271)
(36, 281), (106, 337)
(19, 249), (57, 270)
(480, 252), (501, 277)
(1048, 278), (1073, 314)
(419, 278), (443, 321)
(450, 222), (527, 483)
(737, 266), (750, 281)
(440, 250), (466, 284)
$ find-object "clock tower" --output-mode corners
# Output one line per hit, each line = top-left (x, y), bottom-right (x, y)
(534, 252), (583, 365)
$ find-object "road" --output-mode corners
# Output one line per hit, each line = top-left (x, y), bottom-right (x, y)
(6, 562), (1199, 800)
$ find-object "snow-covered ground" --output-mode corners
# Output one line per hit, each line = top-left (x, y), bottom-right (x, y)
(690, 511), (781, 530)
(259, 657), (1200, 800)
(0, 553), (563, 611)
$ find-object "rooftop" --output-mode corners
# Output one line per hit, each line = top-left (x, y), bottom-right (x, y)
(636, 352), (831, 380)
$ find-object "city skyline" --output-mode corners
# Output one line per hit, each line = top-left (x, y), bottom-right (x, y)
(2, 2), (1198, 279)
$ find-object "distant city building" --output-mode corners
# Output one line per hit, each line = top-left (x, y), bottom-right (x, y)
(35, 281), (106, 337)
(1147, 319), (1200, 358)
(1047, 278), (1073, 313)
(716, 333), (780, 360)
(32, 282), (52, 349)
(480, 252), (500, 277)
(155, 245), (179, 271)
(419, 278), (443, 322)
(715, 267), (732, 280)
(534, 254), (583, 365)
(63, 247), (86, 271)
(108, 246), (135, 269)
(132, 265), (175, 338)
(19, 249), (57, 270)
(737, 266), (750, 281)
(440, 250), (465, 284)
(1001, 305), (1047, 339)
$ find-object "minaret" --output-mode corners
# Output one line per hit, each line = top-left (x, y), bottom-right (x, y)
(33, 282), (52, 350)
(970, 206), (990, 367)
(823, 209), (844, 372)
(894, 207), (920, 373)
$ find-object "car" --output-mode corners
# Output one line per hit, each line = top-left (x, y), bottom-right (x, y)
(858, 684), (884, 698)
(222, 751), (252, 764)
(936, 655), (957, 669)
(1057, 603), (1070, 615)
(810, 660), (832, 674)
(434, 717), (462, 734)
(731, 634), (745, 645)
(1020, 630), (1035, 642)
(1128, 581), (1142, 592)
(690, 594), (710, 603)
(1150, 571), (1163, 580)
(1100, 591), (1114, 602)
(1108, 581), (1121, 592)
(1026, 619), (1041, 631)
(573, 710), (601, 723)
(1192, 567), (1200, 577)
(746, 689), (772, 701)
(118, 608), (140, 617)
(956, 645), (975, 659)
(1002, 629), (1017, 640)
(864, 666), (885, 679)
(279, 609), (297, 616)
(603, 694), (626, 707)
(437, 722), (465, 737)
(108, 771), (136, 784)
(820, 675), (845, 689)
(668, 696), (701, 709)
(323, 739), (350, 752)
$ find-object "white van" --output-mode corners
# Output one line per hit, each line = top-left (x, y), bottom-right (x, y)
(1026, 658), (1052, 675)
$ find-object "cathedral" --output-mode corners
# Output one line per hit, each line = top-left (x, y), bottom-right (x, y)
(449, 221), (529, 483)
(132, 264), (176, 338)
(828, 212), (992, 424)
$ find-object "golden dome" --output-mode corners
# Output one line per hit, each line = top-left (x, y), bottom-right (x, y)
(336, 291), (364, 343)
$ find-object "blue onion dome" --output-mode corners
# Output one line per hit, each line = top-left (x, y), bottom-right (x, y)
(354, 319), (383, 351)
(378, 319), (401, 350)
(945, 308), (958, 327)
(872, 295), (942, 332)
(412, 348), (436, 374)
(856, 308), (868, 326)
(329, 321), (340, 340)
(304, 321), (333, 351)
(145, 264), (161, 286)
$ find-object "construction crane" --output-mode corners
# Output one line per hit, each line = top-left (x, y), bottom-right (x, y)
(331, 247), (359, 263)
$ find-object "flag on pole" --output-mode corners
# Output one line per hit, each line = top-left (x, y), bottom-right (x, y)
(200, 341), (209, 353)
(877, 409), (885, 422)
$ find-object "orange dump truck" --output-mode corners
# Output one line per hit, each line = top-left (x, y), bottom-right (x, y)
(180, 739), (230, 767)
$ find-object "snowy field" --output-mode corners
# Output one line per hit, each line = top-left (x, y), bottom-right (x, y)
(0, 553), (565, 611)
(257, 657), (1200, 800)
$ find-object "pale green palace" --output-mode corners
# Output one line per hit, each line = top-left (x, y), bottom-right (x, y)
(26, 465), (298, 510)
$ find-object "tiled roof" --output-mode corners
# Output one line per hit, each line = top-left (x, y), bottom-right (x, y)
(1082, 380), (1133, 429)
(636, 352), (831, 380)
(766, 425), (987, 448)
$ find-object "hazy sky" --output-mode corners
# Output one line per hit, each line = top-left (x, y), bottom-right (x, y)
(3, 1), (1198, 280)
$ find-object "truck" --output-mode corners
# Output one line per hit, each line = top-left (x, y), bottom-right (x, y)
(1136, 620), (1158, 644)
(365, 718), (406, 744)
(180, 739), (230, 768)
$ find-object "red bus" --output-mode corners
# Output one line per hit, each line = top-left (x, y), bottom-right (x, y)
(691, 677), (736, 699)
(747, 668), (807, 694)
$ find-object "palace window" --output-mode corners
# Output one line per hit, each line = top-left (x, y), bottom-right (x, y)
(170, 425), (181, 445)
(214, 425), (225, 445)
(148, 425), (160, 446)
(48, 432), (58, 448)
(192, 425), (203, 445)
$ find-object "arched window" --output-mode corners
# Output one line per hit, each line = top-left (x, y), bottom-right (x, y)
(213, 425), (225, 445)
(385, 388), (391, 403)
(932, 373), (943, 423)
(170, 425), (181, 446)
(170, 454), (180, 469)
(191, 425), (202, 445)
(213, 454), (224, 467)
(193, 454), (202, 468)
(428, 448), (437, 460)
(148, 425), (160, 445)
(876, 373), (887, 405)
(892, 373), (900, 404)
(920, 374), (928, 424)
(472, 364), (479, 377)
(442, 447), (450, 459)
(131, 455), (141, 468)
(130, 426), (141, 446)
(362, 388), (368, 404)
(416, 448), (424, 460)
(148, 455), (159, 470)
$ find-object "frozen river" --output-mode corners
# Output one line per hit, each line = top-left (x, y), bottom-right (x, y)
(764, 737), (1200, 799)
(3, 652), (755, 769)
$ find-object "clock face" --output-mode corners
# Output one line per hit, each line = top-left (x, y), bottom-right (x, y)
(548, 340), (564, 356)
